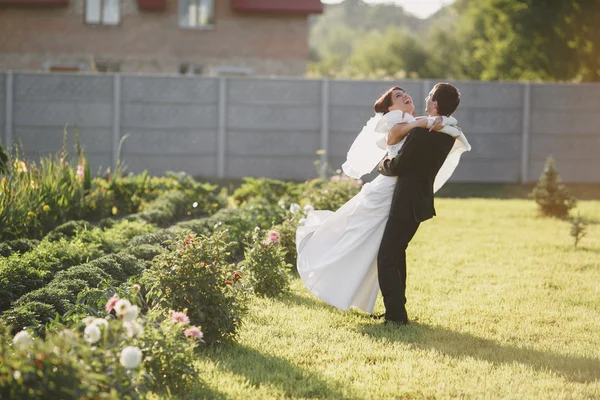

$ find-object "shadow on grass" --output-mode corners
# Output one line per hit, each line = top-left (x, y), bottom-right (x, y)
(204, 342), (353, 399)
(280, 290), (374, 320)
(360, 322), (600, 383)
(280, 290), (343, 313)
(187, 383), (230, 400)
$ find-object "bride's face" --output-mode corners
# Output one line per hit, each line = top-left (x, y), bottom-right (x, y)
(388, 89), (415, 114)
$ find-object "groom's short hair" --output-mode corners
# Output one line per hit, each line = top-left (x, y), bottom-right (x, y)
(432, 83), (460, 116)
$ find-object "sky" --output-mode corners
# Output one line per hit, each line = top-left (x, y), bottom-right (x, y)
(321, 0), (455, 19)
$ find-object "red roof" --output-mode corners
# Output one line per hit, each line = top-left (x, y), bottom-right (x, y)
(232, 0), (323, 14)
(0, 0), (67, 6)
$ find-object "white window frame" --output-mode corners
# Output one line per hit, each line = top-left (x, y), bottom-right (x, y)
(179, 0), (215, 29)
(85, 0), (120, 26)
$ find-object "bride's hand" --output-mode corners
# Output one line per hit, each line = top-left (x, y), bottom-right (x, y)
(429, 116), (444, 131)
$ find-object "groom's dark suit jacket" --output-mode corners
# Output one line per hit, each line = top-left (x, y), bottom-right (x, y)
(377, 127), (455, 222)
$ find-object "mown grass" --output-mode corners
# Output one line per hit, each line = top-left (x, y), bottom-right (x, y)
(192, 199), (600, 399)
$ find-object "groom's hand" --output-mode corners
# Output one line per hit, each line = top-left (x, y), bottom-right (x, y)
(429, 116), (444, 131)
(377, 157), (394, 176)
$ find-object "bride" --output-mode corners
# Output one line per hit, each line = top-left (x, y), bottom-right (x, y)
(296, 86), (471, 314)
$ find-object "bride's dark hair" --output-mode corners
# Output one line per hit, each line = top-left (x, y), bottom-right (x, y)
(374, 86), (404, 114)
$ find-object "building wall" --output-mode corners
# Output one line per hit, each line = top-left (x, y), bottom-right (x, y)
(0, 0), (309, 75)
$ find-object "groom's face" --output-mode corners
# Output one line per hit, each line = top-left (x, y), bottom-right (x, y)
(425, 89), (438, 115)
(388, 89), (414, 114)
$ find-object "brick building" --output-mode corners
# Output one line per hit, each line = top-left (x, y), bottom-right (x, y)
(0, 0), (323, 76)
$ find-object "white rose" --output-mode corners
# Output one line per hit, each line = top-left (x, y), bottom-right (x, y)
(82, 316), (94, 326)
(120, 346), (142, 369)
(84, 324), (101, 344)
(93, 318), (109, 329)
(124, 321), (144, 338)
(290, 203), (301, 214)
(298, 218), (306, 226)
(114, 299), (132, 316)
(13, 331), (33, 350)
(123, 305), (139, 322)
(303, 204), (314, 214)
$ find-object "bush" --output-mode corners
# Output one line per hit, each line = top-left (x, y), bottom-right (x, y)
(14, 287), (72, 315)
(45, 220), (92, 242)
(139, 308), (202, 396)
(530, 156), (576, 218)
(132, 190), (190, 227)
(0, 300), (204, 399)
(0, 264), (48, 312)
(145, 232), (245, 345)
(128, 228), (180, 248)
(208, 209), (255, 260)
(0, 315), (142, 397)
(241, 199), (287, 228)
(53, 264), (110, 288)
(162, 171), (225, 217)
(47, 278), (89, 302)
(123, 244), (165, 262)
(114, 253), (149, 277)
(271, 215), (303, 274)
(0, 238), (101, 311)
(175, 218), (214, 237)
(0, 239), (40, 257)
(176, 203), (286, 261)
(2, 302), (57, 334)
(0, 324), (90, 398)
(0, 145), (87, 241)
(85, 256), (128, 283)
(240, 228), (290, 297)
(78, 219), (157, 254)
(301, 176), (362, 211)
(231, 177), (301, 205)
(570, 214), (587, 247)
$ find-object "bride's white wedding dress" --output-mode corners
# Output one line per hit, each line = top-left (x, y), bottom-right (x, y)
(296, 111), (471, 313)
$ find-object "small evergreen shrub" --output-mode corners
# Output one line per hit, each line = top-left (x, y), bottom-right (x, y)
(530, 156), (576, 218)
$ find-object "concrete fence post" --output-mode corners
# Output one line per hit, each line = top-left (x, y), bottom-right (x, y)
(4, 72), (13, 148)
(112, 74), (121, 172)
(520, 82), (531, 183)
(217, 77), (227, 179)
(320, 78), (330, 177)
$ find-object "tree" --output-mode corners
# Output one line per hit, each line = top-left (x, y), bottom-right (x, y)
(454, 0), (600, 82)
(530, 156), (576, 218)
(349, 28), (429, 79)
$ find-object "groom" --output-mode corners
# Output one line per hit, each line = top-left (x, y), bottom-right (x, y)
(376, 82), (461, 325)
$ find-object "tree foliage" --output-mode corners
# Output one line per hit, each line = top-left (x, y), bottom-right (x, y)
(309, 0), (600, 82)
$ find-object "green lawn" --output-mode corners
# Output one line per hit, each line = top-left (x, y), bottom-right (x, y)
(193, 199), (600, 399)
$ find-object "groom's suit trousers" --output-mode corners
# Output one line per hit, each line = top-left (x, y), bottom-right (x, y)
(377, 215), (420, 322)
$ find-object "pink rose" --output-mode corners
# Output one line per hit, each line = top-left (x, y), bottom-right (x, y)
(184, 327), (203, 340)
(170, 311), (190, 325)
(105, 295), (119, 312)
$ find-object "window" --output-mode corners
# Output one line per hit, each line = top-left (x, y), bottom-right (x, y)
(179, 0), (214, 28)
(85, 0), (120, 25)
